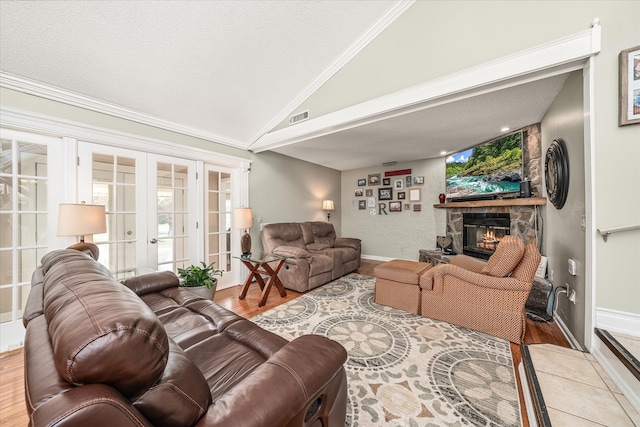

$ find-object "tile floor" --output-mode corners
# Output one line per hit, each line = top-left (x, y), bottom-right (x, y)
(611, 331), (640, 362)
(528, 344), (639, 426)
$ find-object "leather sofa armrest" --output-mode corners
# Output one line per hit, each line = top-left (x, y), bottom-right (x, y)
(30, 384), (153, 427)
(121, 271), (179, 295)
(196, 335), (347, 427)
(334, 237), (361, 250)
(273, 245), (312, 259)
(449, 254), (487, 273)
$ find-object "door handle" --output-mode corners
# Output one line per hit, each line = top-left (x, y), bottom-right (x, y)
(150, 238), (158, 244)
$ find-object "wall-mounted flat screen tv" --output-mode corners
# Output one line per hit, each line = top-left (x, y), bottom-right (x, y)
(445, 131), (523, 199)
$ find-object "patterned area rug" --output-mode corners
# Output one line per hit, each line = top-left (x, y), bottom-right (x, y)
(252, 274), (522, 427)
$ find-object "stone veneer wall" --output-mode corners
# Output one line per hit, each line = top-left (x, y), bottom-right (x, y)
(446, 123), (543, 254)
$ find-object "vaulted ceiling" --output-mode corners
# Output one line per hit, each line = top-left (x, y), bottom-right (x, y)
(0, 1), (568, 171)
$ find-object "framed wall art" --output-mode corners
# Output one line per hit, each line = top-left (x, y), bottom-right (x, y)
(414, 176), (424, 185)
(619, 45), (640, 126)
(357, 178), (366, 186)
(397, 191), (406, 200)
(358, 200), (366, 210)
(394, 179), (403, 190)
(409, 188), (421, 202)
(382, 177), (391, 185)
(368, 173), (381, 185)
(389, 201), (402, 212)
(355, 189), (363, 197)
(404, 203), (410, 210)
(405, 176), (412, 187)
(365, 189), (373, 197)
(367, 197), (376, 207)
(378, 187), (392, 200)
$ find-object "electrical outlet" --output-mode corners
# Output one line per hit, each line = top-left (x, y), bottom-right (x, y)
(549, 269), (554, 282)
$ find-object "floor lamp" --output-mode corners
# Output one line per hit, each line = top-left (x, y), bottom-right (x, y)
(57, 202), (107, 260)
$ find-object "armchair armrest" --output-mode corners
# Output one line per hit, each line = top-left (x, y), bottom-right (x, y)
(273, 245), (312, 259)
(31, 384), (153, 427)
(449, 254), (487, 273)
(334, 237), (361, 250)
(420, 264), (532, 293)
(196, 335), (347, 427)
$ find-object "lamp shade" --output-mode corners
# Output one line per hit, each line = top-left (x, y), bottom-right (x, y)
(234, 207), (253, 229)
(322, 200), (334, 211)
(57, 203), (107, 239)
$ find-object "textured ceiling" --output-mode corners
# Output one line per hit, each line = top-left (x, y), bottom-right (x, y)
(1, 1), (569, 171)
(0, 0), (400, 146)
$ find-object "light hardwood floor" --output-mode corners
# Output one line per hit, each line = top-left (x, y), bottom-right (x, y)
(0, 259), (568, 426)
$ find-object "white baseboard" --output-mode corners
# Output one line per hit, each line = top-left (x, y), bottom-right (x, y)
(361, 254), (394, 262)
(552, 309), (583, 351)
(596, 308), (640, 338)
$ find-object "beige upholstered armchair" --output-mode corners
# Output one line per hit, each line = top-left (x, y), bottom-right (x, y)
(419, 236), (541, 343)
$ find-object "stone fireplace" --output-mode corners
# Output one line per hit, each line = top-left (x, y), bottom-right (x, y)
(438, 123), (544, 258)
(463, 213), (510, 259)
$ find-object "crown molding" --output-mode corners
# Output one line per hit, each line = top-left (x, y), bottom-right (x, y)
(0, 71), (248, 150)
(0, 105), (250, 169)
(246, 0), (415, 145)
(250, 22), (601, 153)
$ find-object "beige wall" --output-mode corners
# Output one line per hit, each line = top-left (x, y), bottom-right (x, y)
(541, 71), (586, 346)
(249, 151), (342, 252)
(341, 159), (445, 259)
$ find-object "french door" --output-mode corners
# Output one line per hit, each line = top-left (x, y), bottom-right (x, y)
(0, 129), (64, 350)
(78, 143), (198, 278)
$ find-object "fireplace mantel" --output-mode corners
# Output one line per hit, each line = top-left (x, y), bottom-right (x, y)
(433, 197), (546, 209)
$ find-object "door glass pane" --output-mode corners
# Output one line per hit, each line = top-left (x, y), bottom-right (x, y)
(206, 169), (231, 275)
(0, 134), (50, 328)
(92, 154), (136, 279)
(155, 162), (191, 273)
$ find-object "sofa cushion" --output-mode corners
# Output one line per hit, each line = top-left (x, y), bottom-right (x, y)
(480, 235), (525, 277)
(273, 245), (311, 259)
(309, 221), (337, 247)
(511, 244), (542, 283)
(42, 250), (169, 398)
(133, 338), (211, 426)
(260, 223), (306, 253)
(307, 243), (331, 251)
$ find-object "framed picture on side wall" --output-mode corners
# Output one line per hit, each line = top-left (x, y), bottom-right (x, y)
(389, 201), (402, 212)
(378, 187), (392, 200)
(619, 45), (640, 126)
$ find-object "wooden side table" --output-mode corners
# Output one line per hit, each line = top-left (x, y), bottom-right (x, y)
(235, 253), (289, 307)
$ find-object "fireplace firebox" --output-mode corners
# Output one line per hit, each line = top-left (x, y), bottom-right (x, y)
(463, 213), (510, 260)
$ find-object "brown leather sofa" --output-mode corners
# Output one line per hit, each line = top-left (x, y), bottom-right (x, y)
(23, 249), (348, 427)
(260, 222), (361, 293)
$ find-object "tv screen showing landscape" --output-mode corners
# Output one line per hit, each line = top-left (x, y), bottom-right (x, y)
(445, 131), (523, 199)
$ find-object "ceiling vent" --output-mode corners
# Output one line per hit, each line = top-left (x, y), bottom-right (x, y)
(289, 110), (309, 125)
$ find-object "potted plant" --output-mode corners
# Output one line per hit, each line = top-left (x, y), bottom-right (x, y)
(177, 261), (223, 300)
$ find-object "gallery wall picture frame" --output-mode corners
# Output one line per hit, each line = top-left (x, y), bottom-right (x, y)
(367, 197), (376, 207)
(619, 45), (640, 126)
(413, 204), (422, 212)
(378, 187), (393, 200)
(357, 179), (366, 186)
(389, 201), (402, 212)
(409, 188), (421, 202)
(398, 191), (406, 199)
(382, 177), (391, 185)
(358, 200), (366, 209)
(394, 179), (403, 190)
(414, 176), (424, 185)
(405, 176), (412, 187)
(355, 189), (363, 197)
(404, 203), (410, 210)
(365, 189), (373, 197)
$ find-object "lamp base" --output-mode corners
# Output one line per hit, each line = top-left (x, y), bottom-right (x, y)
(241, 231), (252, 256)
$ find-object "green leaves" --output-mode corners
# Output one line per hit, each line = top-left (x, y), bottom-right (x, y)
(177, 261), (223, 288)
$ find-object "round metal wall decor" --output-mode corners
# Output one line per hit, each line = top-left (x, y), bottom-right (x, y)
(545, 138), (570, 209)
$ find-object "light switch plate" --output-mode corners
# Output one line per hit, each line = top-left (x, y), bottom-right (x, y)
(568, 258), (577, 275)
